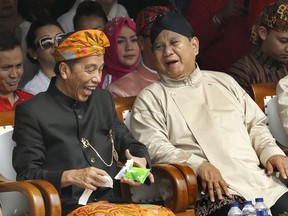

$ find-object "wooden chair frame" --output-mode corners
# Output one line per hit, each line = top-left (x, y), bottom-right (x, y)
(251, 82), (277, 111)
(0, 174), (45, 216)
(0, 111), (62, 216)
(0, 96), (198, 215)
(251, 82), (288, 155)
(114, 97), (197, 215)
(0, 111), (14, 126)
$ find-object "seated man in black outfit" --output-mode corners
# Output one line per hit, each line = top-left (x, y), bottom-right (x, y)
(11, 29), (169, 215)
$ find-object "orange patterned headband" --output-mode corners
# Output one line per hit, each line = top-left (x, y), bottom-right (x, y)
(54, 30), (110, 62)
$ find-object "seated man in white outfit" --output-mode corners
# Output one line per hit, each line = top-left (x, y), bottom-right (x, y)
(130, 12), (288, 216)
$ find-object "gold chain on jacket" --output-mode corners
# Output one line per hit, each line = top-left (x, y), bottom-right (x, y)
(81, 129), (119, 167)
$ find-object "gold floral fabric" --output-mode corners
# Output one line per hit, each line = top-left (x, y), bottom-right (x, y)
(67, 201), (175, 216)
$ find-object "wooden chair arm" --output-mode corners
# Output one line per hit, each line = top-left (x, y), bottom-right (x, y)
(27, 179), (62, 216)
(0, 174), (45, 216)
(0, 111), (15, 126)
(151, 164), (189, 213)
(171, 163), (198, 207)
(282, 148), (288, 156)
(120, 163), (189, 213)
(251, 82), (277, 111)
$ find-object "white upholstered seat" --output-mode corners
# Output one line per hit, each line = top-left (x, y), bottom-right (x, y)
(0, 126), (30, 215)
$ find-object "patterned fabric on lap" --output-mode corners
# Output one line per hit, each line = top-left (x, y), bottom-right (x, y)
(195, 194), (245, 216)
(67, 201), (175, 216)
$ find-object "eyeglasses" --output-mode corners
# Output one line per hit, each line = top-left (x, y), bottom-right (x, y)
(35, 33), (65, 50)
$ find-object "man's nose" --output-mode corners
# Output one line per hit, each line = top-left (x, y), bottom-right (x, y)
(91, 72), (102, 83)
(9, 67), (18, 77)
(54, 39), (59, 48)
(163, 45), (173, 56)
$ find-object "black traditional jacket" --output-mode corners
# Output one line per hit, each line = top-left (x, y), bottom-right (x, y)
(12, 78), (151, 215)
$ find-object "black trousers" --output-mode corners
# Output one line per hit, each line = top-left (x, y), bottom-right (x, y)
(270, 192), (288, 216)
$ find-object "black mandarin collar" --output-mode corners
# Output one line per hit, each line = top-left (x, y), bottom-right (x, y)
(47, 77), (87, 110)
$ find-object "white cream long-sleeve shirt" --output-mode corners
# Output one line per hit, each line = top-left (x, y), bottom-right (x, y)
(131, 66), (287, 208)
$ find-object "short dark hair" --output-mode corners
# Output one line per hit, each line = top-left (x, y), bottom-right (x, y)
(54, 58), (79, 76)
(26, 17), (64, 50)
(73, 1), (108, 30)
(0, 31), (21, 51)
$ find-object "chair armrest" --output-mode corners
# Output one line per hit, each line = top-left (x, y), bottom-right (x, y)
(281, 147), (288, 156)
(283, 148), (288, 156)
(152, 164), (189, 213)
(120, 163), (189, 213)
(0, 111), (15, 126)
(171, 163), (198, 207)
(27, 179), (62, 216)
(0, 174), (45, 216)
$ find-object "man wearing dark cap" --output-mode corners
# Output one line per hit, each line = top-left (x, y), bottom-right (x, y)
(227, 1), (288, 98)
(131, 12), (288, 216)
(11, 29), (160, 215)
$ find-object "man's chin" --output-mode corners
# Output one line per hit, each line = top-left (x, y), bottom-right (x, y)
(6, 87), (17, 92)
(77, 96), (89, 102)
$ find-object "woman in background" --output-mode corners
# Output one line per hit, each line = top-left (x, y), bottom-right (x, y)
(99, 17), (140, 89)
(24, 17), (64, 95)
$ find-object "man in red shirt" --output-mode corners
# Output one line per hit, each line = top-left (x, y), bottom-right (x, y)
(0, 31), (33, 111)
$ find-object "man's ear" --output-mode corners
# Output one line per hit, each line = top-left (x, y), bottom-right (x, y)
(191, 37), (199, 56)
(59, 62), (69, 79)
(258, 26), (269, 41)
